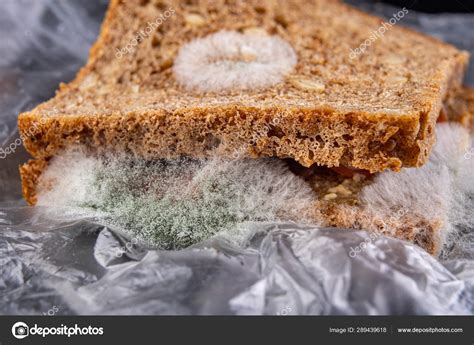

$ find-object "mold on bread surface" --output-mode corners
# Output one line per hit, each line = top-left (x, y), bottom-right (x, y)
(19, 122), (474, 256)
(18, 0), (469, 172)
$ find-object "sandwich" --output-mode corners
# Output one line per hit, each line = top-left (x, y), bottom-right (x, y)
(18, 0), (473, 255)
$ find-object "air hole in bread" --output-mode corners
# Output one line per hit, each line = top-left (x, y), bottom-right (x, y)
(427, 125), (433, 135)
(268, 126), (285, 139)
(254, 5), (267, 14)
(315, 135), (324, 145)
(274, 13), (289, 28)
(151, 35), (160, 48)
(154, 1), (167, 10)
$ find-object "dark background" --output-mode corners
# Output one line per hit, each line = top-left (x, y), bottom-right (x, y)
(381, 0), (474, 12)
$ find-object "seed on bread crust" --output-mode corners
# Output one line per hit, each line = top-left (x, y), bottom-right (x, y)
(185, 13), (205, 27)
(289, 77), (325, 92)
(328, 183), (353, 197)
(323, 192), (338, 200)
(243, 27), (268, 36)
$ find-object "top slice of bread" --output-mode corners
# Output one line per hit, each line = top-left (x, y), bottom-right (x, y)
(18, 0), (469, 172)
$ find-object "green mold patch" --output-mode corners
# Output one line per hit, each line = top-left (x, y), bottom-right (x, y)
(37, 150), (316, 250)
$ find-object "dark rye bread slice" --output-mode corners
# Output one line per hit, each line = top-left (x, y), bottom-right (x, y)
(18, 157), (445, 254)
(18, 89), (474, 255)
(18, 0), (469, 173)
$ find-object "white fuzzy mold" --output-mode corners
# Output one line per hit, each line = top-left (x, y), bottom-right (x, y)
(173, 30), (297, 92)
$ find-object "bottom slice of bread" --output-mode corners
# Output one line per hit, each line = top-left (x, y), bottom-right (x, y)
(20, 122), (473, 256)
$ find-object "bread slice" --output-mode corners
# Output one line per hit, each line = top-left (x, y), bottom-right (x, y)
(18, 0), (469, 173)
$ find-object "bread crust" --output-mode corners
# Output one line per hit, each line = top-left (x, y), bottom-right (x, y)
(19, 158), (48, 206)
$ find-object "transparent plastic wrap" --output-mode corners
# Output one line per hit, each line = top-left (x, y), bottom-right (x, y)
(0, 0), (473, 315)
